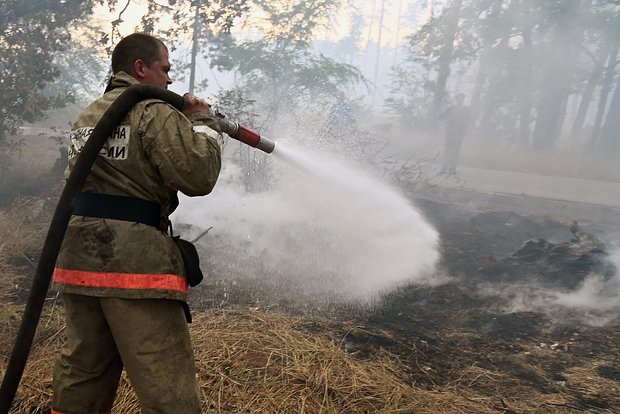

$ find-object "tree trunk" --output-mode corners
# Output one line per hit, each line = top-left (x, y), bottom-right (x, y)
(189, 2), (201, 95)
(591, 37), (620, 149)
(471, 0), (510, 140)
(531, 80), (567, 150)
(393, 0), (403, 66)
(598, 71), (620, 152)
(477, 35), (510, 141)
(518, 26), (534, 149)
(364, 0), (377, 52)
(569, 60), (603, 142)
(531, 2), (583, 150)
(430, 0), (463, 122)
(470, 45), (490, 117)
(372, 0), (386, 106)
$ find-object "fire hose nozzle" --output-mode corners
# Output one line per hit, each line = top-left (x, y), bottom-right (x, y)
(215, 114), (275, 154)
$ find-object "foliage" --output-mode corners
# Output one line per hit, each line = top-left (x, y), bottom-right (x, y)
(92, 0), (366, 118)
(248, 0), (335, 44)
(216, 39), (364, 108)
(208, 0), (366, 122)
(212, 87), (258, 128)
(0, 0), (99, 149)
(48, 29), (109, 103)
(388, 0), (620, 151)
(141, 0), (249, 42)
(126, 0), (251, 90)
(385, 61), (435, 130)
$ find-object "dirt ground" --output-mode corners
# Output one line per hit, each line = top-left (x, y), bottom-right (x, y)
(1, 149), (619, 412)
(360, 196), (620, 412)
(378, 196), (618, 412)
(190, 190), (620, 413)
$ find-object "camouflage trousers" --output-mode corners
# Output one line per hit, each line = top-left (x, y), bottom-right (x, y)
(52, 294), (201, 414)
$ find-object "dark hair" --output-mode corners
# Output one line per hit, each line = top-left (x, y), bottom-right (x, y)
(111, 33), (167, 75)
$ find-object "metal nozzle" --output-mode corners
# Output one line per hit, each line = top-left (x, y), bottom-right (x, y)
(254, 135), (276, 153)
(214, 112), (275, 154)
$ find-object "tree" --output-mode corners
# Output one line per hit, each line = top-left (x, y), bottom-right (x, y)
(597, 4), (620, 152)
(395, 0), (467, 124)
(568, 47), (607, 142)
(531, 1), (588, 149)
(203, 0), (367, 192)
(385, 44), (435, 130)
(0, 0), (98, 148)
(430, 0), (463, 121)
(599, 72), (620, 152)
(208, 0), (366, 124)
(590, 2), (620, 150)
(104, 0), (365, 115)
(388, 0), (617, 152)
(137, 0), (250, 93)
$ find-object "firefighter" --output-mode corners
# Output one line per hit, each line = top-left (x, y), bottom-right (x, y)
(51, 33), (222, 413)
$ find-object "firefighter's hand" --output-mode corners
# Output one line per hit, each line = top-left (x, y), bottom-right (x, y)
(182, 93), (211, 117)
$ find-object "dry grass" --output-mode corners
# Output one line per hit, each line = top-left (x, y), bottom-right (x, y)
(0, 133), (60, 182)
(6, 308), (494, 414)
(4, 307), (617, 414)
(443, 341), (620, 414)
(0, 196), (46, 261)
(1, 197), (618, 413)
(0, 197), (48, 350)
(0, 196), (497, 414)
(190, 310), (489, 414)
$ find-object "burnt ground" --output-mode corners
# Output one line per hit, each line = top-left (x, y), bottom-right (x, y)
(191, 189), (620, 413)
(358, 197), (620, 393)
(4, 147), (618, 411)
(351, 195), (620, 412)
(4, 127), (620, 412)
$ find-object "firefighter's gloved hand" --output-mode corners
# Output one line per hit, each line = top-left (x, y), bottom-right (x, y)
(184, 95), (226, 151)
(182, 93), (211, 118)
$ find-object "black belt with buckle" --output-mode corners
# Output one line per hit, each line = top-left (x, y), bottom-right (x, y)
(73, 192), (162, 228)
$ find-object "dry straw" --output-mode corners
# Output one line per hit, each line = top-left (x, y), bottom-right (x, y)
(6, 308), (495, 414)
(1, 197), (616, 413)
(5, 307), (613, 414)
(0, 196), (47, 350)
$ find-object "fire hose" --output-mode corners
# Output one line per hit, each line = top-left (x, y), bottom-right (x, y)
(0, 84), (274, 413)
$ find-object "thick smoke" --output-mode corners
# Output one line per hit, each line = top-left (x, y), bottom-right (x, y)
(489, 248), (620, 326)
(553, 248), (620, 311)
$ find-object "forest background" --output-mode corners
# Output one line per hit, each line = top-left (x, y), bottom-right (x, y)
(2, 3), (620, 412)
(1, 0), (620, 189)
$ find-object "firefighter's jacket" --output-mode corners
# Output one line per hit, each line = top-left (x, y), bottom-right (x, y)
(53, 72), (222, 302)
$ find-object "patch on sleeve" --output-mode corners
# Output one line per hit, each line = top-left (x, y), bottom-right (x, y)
(193, 125), (225, 149)
(69, 126), (131, 160)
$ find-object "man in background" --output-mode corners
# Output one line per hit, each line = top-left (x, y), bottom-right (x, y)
(440, 93), (471, 175)
(327, 90), (354, 135)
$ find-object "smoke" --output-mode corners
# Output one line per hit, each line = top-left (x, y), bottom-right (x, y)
(489, 248), (620, 326)
(550, 248), (620, 320)
(553, 259), (620, 311)
(173, 142), (440, 305)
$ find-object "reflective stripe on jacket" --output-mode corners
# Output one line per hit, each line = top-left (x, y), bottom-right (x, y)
(54, 268), (188, 293)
